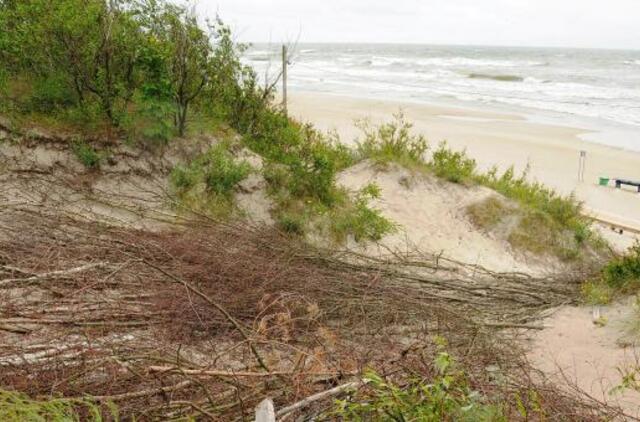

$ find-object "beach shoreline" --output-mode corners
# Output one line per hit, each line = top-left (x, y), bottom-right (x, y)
(288, 90), (640, 231)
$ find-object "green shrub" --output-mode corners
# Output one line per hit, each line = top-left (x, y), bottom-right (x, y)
(430, 142), (477, 184)
(202, 146), (251, 197)
(71, 140), (101, 169)
(356, 112), (428, 168)
(333, 342), (504, 421)
(602, 243), (640, 290)
(169, 143), (251, 218)
(330, 183), (395, 242)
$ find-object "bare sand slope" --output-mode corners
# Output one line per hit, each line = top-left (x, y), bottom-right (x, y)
(339, 161), (548, 274)
(530, 302), (640, 417)
(289, 92), (640, 236)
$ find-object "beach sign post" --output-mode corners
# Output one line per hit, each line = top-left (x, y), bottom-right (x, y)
(578, 150), (586, 182)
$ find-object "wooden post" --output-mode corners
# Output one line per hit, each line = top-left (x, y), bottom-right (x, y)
(282, 44), (288, 115)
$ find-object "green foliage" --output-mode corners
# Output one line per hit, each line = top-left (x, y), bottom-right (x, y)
(356, 112), (428, 169)
(170, 142), (251, 217)
(581, 243), (640, 304)
(277, 213), (306, 236)
(72, 140), (101, 169)
(330, 183), (395, 242)
(0, 389), (114, 421)
(602, 243), (640, 290)
(357, 116), (596, 260)
(0, 0), (240, 139)
(333, 343), (504, 421)
(431, 142), (477, 184)
(202, 146), (251, 197)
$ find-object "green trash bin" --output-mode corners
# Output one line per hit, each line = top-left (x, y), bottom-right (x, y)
(599, 177), (610, 186)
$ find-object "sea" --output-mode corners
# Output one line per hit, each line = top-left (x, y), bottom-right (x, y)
(246, 44), (640, 151)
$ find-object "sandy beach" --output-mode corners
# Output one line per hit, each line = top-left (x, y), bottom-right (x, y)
(289, 91), (640, 233)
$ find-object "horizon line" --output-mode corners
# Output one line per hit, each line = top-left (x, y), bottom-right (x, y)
(243, 40), (640, 52)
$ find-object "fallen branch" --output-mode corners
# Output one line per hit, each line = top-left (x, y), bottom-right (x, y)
(0, 262), (109, 287)
(148, 366), (356, 378)
(91, 380), (193, 402)
(276, 379), (368, 417)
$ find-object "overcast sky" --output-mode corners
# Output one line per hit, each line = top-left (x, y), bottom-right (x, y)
(197, 0), (640, 50)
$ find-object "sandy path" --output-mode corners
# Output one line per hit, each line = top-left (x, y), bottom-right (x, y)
(289, 92), (640, 233)
(530, 302), (640, 417)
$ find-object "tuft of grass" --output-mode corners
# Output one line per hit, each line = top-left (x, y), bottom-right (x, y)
(71, 140), (101, 169)
(467, 196), (510, 230)
(0, 389), (114, 421)
(277, 212), (306, 236)
(355, 112), (428, 170)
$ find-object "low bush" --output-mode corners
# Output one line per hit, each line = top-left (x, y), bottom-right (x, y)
(329, 183), (396, 242)
(170, 142), (251, 217)
(203, 146), (251, 197)
(355, 112), (428, 169)
(602, 243), (640, 290)
(431, 142), (477, 184)
(581, 243), (640, 304)
(333, 340), (504, 421)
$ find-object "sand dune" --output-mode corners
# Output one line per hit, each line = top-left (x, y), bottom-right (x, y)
(289, 92), (640, 235)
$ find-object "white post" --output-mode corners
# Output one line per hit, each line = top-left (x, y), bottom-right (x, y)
(578, 150), (586, 182)
(255, 398), (276, 422)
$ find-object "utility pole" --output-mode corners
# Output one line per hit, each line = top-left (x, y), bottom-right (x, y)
(282, 44), (288, 115)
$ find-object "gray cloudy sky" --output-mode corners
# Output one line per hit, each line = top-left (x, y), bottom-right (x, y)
(197, 0), (640, 49)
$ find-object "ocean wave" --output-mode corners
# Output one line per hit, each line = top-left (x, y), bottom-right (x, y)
(468, 73), (524, 82)
(623, 59), (640, 66)
(361, 56), (545, 69)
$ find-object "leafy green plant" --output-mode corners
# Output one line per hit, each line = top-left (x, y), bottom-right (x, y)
(170, 142), (251, 218)
(202, 146), (251, 197)
(602, 243), (640, 290)
(356, 112), (428, 169)
(333, 341), (504, 421)
(71, 140), (101, 169)
(430, 142), (477, 184)
(330, 183), (395, 242)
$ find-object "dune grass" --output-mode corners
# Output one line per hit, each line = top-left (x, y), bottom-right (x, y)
(0, 389), (113, 421)
(583, 243), (640, 304)
(356, 113), (602, 261)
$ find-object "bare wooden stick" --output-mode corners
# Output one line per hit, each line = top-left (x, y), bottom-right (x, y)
(275, 379), (368, 417)
(148, 366), (355, 378)
(91, 380), (193, 402)
(0, 262), (108, 287)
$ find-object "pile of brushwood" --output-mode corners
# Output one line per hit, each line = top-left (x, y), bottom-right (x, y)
(0, 201), (632, 420)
